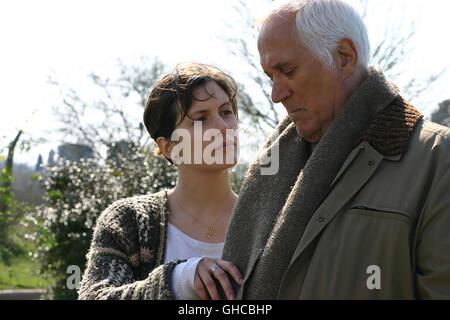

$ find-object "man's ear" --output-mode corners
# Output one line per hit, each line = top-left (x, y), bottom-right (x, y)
(156, 137), (174, 160)
(335, 38), (359, 80)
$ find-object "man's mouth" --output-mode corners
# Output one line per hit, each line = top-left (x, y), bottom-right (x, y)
(289, 108), (305, 118)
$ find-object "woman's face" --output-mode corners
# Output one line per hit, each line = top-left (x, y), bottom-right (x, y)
(170, 81), (239, 169)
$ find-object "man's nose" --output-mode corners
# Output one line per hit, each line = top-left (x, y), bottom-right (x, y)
(271, 77), (291, 104)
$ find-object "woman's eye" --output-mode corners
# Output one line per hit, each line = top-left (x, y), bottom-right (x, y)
(223, 110), (233, 116)
(193, 117), (207, 124)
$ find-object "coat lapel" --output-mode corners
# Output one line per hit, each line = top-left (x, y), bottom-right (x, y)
(288, 142), (383, 265)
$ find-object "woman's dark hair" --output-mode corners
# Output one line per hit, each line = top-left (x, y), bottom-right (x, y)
(143, 62), (239, 159)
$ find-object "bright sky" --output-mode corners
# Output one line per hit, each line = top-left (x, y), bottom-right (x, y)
(1, 0), (449, 166)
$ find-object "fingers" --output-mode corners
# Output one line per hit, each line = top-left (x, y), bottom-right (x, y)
(193, 272), (210, 300)
(198, 263), (221, 300)
(194, 258), (220, 300)
(216, 259), (243, 286)
(193, 258), (242, 301)
(209, 264), (235, 300)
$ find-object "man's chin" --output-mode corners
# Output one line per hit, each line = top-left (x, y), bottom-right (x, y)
(295, 124), (319, 143)
(294, 122), (305, 138)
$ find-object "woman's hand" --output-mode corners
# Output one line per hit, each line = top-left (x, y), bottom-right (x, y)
(194, 257), (242, 300)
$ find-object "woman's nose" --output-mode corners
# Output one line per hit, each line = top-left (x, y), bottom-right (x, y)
(215, 115), (230, 132)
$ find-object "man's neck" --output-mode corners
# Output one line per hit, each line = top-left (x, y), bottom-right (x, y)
(344, 66), (370, 101)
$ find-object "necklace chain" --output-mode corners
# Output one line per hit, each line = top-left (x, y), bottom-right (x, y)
(174, 192), (225, 239)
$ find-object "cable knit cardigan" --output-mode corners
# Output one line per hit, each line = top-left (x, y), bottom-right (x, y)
(78, 189), (186, 300)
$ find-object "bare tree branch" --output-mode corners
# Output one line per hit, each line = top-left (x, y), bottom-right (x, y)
(48, 59), (167, 157)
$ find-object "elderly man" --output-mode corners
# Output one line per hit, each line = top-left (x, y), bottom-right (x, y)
(222, 0), (450, 299)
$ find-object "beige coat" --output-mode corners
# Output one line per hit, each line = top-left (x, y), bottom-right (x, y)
(222, 67), (450, 299)
(278, 119), (450, 299)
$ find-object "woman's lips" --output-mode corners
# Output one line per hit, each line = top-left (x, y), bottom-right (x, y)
(222, 142), (236, 150)
(211, 141), (236, 152)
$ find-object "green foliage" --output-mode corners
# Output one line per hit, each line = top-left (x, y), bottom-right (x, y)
(29, 173), (41, 181)
(0, 182), (30, 265)
(0, 130), (30, 265)
(0, 255), (49, 290)
(0, 168), (16, 216)
(0, 223), (52, 290)
(26, 143), (177, 299)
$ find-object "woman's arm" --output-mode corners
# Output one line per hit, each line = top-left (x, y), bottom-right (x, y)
(78, 197), (186, 300)
(78, 248), (185, 300)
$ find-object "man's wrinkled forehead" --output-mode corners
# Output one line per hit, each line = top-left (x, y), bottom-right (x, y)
(258, 11), (297, 49)
(258, 11), (302, 71)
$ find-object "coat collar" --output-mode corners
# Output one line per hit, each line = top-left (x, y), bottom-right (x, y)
(355, 96), (423, 157)
(339, 65), (424, 157)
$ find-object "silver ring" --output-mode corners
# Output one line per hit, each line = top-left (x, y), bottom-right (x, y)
(210, 264), (220, 274)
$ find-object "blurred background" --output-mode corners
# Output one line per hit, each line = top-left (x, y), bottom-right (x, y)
(0, 0), (449, 299)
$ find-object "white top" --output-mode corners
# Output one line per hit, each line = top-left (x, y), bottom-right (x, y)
(164, 222), (224, 300)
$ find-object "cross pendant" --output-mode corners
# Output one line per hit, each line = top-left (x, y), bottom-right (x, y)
(207, 226), (213, 239)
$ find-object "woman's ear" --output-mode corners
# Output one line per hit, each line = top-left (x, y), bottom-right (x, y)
(156, 137), (174, 161)
(335, 38), (359, 80)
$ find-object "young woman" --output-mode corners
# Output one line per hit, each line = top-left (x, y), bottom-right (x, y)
(78, 62), (242, 300)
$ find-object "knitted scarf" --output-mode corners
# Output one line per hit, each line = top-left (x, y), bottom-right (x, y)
(222, 66), (423, 299)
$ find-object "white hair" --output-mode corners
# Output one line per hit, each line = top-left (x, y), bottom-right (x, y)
(268, 0), (371, 70)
